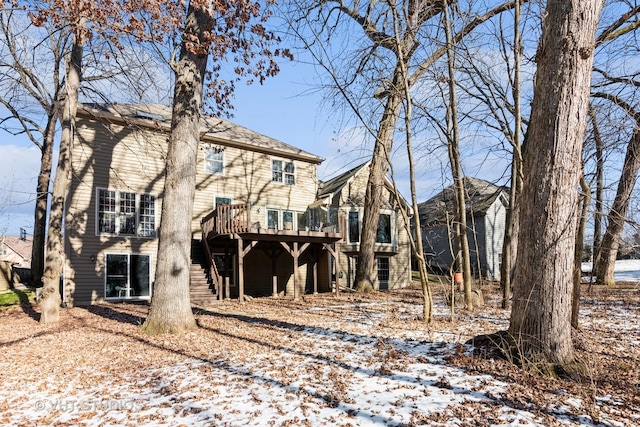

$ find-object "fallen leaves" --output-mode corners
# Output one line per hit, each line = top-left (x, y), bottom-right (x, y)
(0, 282), (638, 426)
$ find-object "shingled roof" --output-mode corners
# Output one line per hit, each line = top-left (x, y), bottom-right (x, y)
(418, 177), (507, 227)
(77, 103), (324, 164)
(317, 162), (369, 199)
(0, 236), (32, 263)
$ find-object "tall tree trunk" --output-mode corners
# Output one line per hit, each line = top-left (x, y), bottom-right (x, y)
(443, 0), (473, 311)
(508, 0), (602, 372)
(593, 128), (640, 286)
(501, 0), (523, 309)
(590, 106), (605, 270)
(39, 39), (83, 324)
(355, 65), (404, 293)
(394, 17), (433, 322)
(573, 174), (591, 329)
(142, 4), (211, 334)
(30, 111), (58, 287)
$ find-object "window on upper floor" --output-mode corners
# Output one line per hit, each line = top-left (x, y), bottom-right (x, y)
(345, 209), (394, 244)
(215, 196), (232, 208)
(272, 159), (295, 185)
(267, 209), (280, 230)
(97, 188), (156, 237)
(348, 211), (360, 243)
(205, 146), (224, 174)
(376, 213), (392, 244)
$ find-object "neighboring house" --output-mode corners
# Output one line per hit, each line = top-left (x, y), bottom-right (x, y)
(63, 104), (411, 306)
(314, 162), (413, 291)
(0, 234), (32, 290)
(417, 177), (508, 281)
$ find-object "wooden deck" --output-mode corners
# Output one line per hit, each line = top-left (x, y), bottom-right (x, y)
(199, 203), (344, 302)
(201, 203), (342, 242)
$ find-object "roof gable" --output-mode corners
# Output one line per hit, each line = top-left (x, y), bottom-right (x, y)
(418, 177), (507, 226)
(0, 236), (32, 261)
(317, 162), (370, 198)
(315, 162), (411, 213)
(77, 103), (324, 164)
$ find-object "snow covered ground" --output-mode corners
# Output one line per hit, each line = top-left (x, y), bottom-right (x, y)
(1, 286), (638, 426)
(581, 259), (640, 282)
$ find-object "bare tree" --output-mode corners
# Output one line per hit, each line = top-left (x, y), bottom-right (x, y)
(289, 1), (524, 317)
(500, 0), (524, 309)
(31, 0), (181, 323)
(39, 34), (81, 323)
(0, 11), (68, 288)
(142, 3), (211, 334)
(591, 99), (640, 286)
(442, 0), (474, 310)
(588, 105), (605, 273)
(573, 173), (591, 329)
(507, 0), (603, 373)
(143, 0), (290, 334)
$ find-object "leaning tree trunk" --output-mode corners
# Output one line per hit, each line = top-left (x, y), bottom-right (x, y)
(355, 63), (405, 293)
(396, 41), (433, 322)
(593, 128), (640, 286)
(142, 4), (211, 334)
(39, 40), (82, 324)
(31, 111), (58, 287)
(508, 0), (602, 373)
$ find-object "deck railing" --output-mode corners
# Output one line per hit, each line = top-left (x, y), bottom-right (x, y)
(201, 203), (250, 236)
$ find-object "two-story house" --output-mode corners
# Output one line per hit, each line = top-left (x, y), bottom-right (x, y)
(62, 103), (411, 306)
(313, 162), (412, 291)
(417, 177), (508, 281)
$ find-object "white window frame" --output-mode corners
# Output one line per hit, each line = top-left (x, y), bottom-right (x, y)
(96, 188), (157, 237)
(266, 208), (298, 230)
(271, 158), (295, 185)
(344, 208), (396, 246)
(347, 209), (361, 244)
(267, 208), (280, 230)
(104, 252), (152, 299)
(204, 146), (224, 174)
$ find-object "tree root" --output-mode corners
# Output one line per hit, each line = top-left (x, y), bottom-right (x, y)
(467, 330), (588, 380)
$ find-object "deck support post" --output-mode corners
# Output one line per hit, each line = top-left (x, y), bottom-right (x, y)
(237, 236), (244, 303)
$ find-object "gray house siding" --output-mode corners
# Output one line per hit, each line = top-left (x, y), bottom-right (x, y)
(418, 177), (508, 281)
(483, 197), (506, 280)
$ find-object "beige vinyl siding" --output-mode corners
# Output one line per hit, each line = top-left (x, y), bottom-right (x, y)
(65, 119), (167, 305)
(66, 115), (322, 304)
(193, 146), (318, 233)
(331, 163), (412, 291)
(389, 208), (412, 289)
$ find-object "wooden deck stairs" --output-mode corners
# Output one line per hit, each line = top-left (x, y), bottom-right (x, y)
(190, 240), (219, 306)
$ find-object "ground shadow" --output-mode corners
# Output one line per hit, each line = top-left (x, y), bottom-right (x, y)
(15, 289), (40, 321)
(85, 303), (147, 325)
